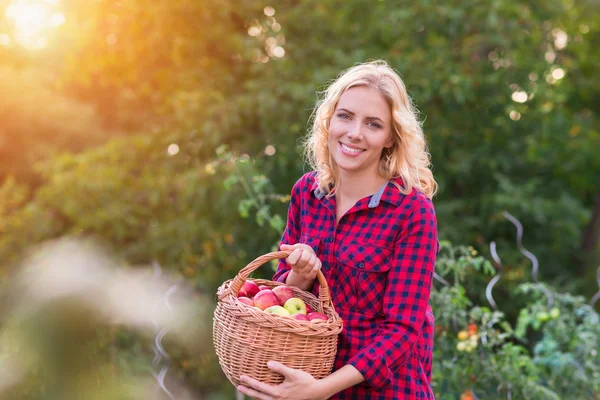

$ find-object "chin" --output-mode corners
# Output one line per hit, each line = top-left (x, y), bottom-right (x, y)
(335, 160), (362, 173)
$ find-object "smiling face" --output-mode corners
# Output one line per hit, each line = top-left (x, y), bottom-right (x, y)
(327, 86), (393, 180)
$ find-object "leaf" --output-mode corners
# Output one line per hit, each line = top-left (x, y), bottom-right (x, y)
(238, 199), (253, 219)
(268, 214), (285, 233)
(223, 174), (238, 191)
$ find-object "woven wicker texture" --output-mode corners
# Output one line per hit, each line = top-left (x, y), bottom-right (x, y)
(213, 250), (343, 387)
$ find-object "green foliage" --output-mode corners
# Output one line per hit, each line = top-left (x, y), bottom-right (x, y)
(431, 243), (600, 399)
(1, 0), (599, 398)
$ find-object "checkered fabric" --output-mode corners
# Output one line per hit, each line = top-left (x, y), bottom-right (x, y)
(273, 172), (438, 399)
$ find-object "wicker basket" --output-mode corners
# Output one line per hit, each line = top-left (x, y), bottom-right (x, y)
(213, 250), (343, 387)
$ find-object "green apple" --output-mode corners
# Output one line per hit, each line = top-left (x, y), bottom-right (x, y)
(264, 305), (291, 317)
(283, 297), (307, 315)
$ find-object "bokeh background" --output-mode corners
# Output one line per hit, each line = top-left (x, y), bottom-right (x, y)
(0, 0), (599, 399)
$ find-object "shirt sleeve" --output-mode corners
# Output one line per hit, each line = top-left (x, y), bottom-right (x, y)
(272, 177), (303, 283)
(347, 194), (438, 390)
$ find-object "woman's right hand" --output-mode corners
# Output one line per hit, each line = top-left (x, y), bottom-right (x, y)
(280, 243), (322, 282)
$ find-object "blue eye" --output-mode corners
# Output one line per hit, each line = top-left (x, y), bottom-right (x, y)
(368, 121), (382, 129)
(337, 113), (350, 119)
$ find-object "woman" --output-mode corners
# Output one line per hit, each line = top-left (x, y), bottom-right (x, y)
(237, 60), (439, 399)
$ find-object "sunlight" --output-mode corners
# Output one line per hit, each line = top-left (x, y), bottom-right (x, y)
(4, 0), (65, 50)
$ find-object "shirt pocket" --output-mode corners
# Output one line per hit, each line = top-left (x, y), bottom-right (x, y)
(336, 242), (392, 317)
(299, 233), (320, 254)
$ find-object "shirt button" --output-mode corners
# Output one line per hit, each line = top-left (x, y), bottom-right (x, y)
(357, 262), (364, 268)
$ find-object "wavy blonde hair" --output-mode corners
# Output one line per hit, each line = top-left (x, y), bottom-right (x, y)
(303, 60), (437, 199)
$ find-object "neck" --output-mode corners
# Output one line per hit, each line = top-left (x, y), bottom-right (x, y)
(337, 170), (388, 200)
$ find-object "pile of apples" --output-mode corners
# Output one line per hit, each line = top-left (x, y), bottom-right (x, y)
(237, 280), (328, 322)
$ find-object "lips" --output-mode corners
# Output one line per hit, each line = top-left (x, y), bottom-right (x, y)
(340, 142), (365, 154)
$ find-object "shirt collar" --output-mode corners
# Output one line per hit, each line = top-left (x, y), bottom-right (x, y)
(313, 184), (326, 200)
(367, 181), (388, 208)
(312, 178), (405, 208)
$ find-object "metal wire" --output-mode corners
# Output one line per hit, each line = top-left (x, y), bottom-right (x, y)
(434, 272), (451, 287)
(486, 241), (503, 312)
(151, 261), (178, 400)
(502, 211), (553, 308)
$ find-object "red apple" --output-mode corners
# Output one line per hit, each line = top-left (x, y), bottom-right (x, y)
(258, 285), (271, 291)
(308, 312), (328, 322)
(272, 285), (295, 306)
(264, 305), (291, 317)
(238, 281), (260, 298)
(306, 304), (315, 314)
(238, 296), (254, 307)
(284, 297), (307, 315)
(291, 313), (310, 321)
(253, 289), (280, 310)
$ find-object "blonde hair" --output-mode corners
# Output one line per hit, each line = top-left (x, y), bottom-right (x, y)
(303, 60), (437, 199)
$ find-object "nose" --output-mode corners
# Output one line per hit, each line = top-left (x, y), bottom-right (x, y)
(346, 121), (363, 140)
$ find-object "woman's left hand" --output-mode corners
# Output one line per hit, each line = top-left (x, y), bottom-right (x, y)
(237, 361), (329, 400)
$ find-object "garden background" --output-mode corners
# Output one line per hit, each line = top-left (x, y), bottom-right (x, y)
(0, 0), (599, 399)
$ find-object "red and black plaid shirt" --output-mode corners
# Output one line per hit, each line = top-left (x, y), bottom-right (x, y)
(273, 172), (438, 399)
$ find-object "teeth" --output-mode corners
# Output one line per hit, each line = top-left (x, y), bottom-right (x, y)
(341, 143), (363, 154)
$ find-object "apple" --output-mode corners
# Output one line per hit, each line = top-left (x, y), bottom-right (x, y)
(537, 311), (550, 322)
(264, 305), (291, 317)
(253, 289), (280, 310)
(272, 285), (295, 306)
(258, 285), (271, 291)
(307, 312), (328, 322)
(238, 281), (260, 298)
(306, 304), (314, 314)
(284, 297), (307, 315)
(291, 313), (310, 321)
(238, 296), (254, 307)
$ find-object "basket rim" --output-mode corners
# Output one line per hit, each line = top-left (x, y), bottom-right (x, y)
(216, 277), (343, 336)
(221, 251), (333, 304)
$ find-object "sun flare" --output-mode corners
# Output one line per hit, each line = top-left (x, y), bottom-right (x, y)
(4, 0), (65, 50)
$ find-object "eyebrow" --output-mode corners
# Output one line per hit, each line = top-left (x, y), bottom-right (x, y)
(336, 108), (386, 125)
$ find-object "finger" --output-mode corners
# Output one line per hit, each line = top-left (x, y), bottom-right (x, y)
(307, 253), (317, 269)
(297, 249), (312, 268)
(239, 375), (277, 397)
(301, 253), (315, 276)
(280, 243), (303, 250)
(237, 385), (272, 400)
(283, 243), (313, 252)
(311, 258), (322, 277)
(286, 248), (302, 265)
(297, 243), (315, 253)
(267, 361), (297, 379)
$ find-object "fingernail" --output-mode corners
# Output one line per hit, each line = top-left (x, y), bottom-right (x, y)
(267, 361), (274, 368)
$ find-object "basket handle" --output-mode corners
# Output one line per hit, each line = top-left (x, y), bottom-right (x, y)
(221, 250), (333, 309)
